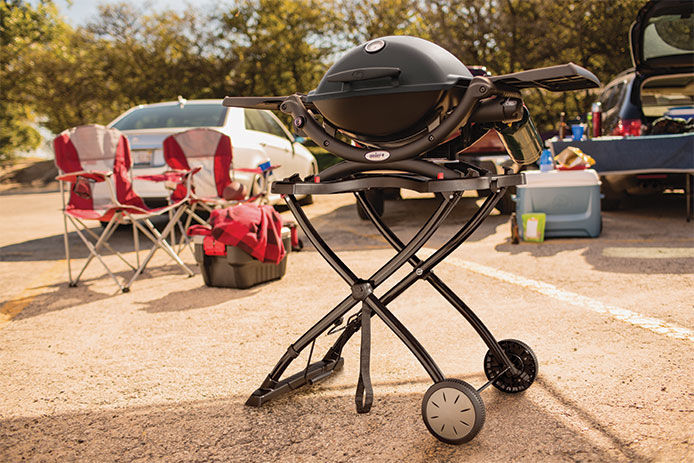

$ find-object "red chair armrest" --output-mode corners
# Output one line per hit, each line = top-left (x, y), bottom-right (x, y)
(56, 171), (110, 183)
(135, 167), (202, 183)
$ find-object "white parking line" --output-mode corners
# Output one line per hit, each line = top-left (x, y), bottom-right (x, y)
(432, 253), (694, 342)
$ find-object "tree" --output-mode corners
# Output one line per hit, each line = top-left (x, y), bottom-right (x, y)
(0, 0), (62, 164)
(27, 2), (233, 134)
(414, 0), (644, 132)
(335, 0), (420, 44)
(218, 0), (338, 96)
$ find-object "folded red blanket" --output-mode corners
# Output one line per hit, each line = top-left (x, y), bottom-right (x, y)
(189, 204), (286, 264)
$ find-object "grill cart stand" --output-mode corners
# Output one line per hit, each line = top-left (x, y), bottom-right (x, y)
(246, 164), (536, 444)
(223, 36), (600, 443)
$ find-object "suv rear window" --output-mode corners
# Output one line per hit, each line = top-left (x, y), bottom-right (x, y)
(643, 13), (694, 61)
(112, 104), (227, 130)
(640, 74), (694, 117)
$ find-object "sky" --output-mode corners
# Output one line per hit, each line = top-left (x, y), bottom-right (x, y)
(54, 0), (189, 25)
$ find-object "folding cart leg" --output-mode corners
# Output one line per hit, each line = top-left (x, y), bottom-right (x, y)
(352, 189), (522, 378)
(246, 193), (459, 407)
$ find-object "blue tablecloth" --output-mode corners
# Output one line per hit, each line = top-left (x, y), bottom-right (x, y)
(549, 133), (694, 174)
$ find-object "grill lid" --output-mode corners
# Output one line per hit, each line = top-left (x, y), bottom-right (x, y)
(306, 36), (472, 102)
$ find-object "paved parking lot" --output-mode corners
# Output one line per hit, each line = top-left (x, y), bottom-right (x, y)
(1, 189), (692, 462)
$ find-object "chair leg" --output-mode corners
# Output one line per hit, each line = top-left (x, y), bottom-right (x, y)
(176, 205), (196, 254)
(168, 206), (176, 252)
(67, 215), (126, 292)
(143, 206), (193, 274)
(72, 214), (136, 271)
(137, 215), (192, 275)
(132, 217), (140, 268)
(123, 207), (194, 291)
(62, 212), (74, 286)
(124, 221), (160, 290)
(59, 182), (74, 286)
(70, 216), (116, 283)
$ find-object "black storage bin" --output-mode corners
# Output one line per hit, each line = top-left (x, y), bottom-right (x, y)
(193, 232), (291, 289)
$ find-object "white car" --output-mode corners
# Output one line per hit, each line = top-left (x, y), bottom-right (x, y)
(108, 99), (317, 205)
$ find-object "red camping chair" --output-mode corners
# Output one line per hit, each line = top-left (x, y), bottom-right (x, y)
(156, 128), (277, 246)
(54, 124), (194, 293)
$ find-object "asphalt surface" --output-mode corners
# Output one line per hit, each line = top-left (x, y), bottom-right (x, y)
(0, 189), (692, 462)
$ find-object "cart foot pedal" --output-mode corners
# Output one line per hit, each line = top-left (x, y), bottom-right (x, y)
(245, 357), (344, 407)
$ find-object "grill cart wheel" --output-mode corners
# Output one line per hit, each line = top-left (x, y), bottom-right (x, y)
(483, 339), (538, 393)
(422, 379), (485, 445)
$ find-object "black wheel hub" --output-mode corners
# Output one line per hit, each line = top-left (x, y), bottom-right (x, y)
(483, 339), (538, 393)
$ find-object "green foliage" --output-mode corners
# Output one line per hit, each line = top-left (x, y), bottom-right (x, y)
(0, 0), (61, 163)
(29, 3), (232, 134)
(0, 102), (41, 165)
(329, 0), (646, 132)
(218, 0), (337, 96)
(411, 0), (644, 132)
(1, 0), (652, 164)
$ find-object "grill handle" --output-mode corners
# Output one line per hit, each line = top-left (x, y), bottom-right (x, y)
(279, 77), (500, 164)
(326, 67), (401, 83)
(470, 98), (523, 124)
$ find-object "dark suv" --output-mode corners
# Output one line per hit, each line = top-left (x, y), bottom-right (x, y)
(600, 1), (693, 136)
(597, 0), (693, 199)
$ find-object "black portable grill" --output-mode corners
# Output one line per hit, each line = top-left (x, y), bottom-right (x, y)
(224, 35), (599, 445)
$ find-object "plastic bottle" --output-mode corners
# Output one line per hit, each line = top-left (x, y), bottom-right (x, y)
(539, 148), (554, 172)
(558, 112), (566, 139)
(510, 212), (520, 244)
(591, 102), (602, 138)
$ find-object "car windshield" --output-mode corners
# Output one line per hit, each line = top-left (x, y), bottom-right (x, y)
(640, 74), (694, 117)
(112, 104), (227, 130)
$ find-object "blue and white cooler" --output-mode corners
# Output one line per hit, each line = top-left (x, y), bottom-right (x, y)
(515, 169), (602, 238)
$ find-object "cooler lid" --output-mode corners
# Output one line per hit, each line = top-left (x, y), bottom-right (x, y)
(520, 169), (600, 188)
(306, 36), (472, 102)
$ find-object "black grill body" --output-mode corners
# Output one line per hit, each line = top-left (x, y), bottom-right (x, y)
(307, 36), (472, 143)
(223, 36), (599, 165)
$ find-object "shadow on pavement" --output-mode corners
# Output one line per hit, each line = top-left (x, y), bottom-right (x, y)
(136, 285), (259, 313)
(7, 263), (218, 322)
(492, 193), (693, 274)
(0, 221), (179, 263)
(0, 381), (647, 463)
(5, 230), (144, 261)
(300, 195), (507, 252)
